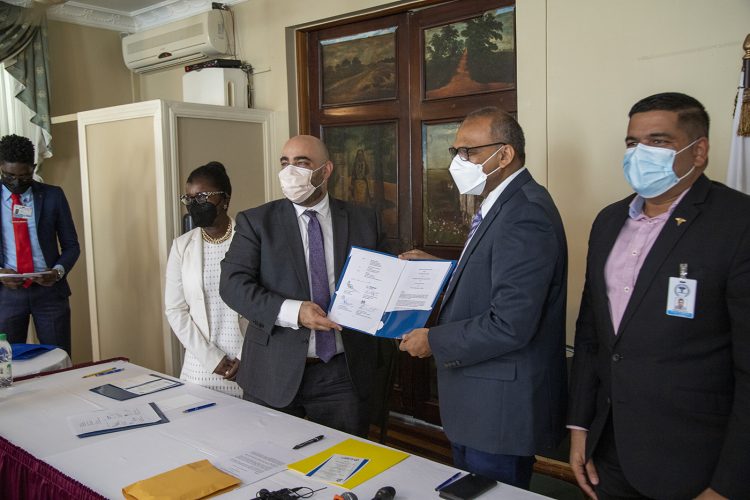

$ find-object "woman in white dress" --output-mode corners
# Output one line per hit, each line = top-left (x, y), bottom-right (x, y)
(165, 162), (244, 397)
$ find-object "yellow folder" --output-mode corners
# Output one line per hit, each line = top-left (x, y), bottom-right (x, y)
(288, 438), (409, 489)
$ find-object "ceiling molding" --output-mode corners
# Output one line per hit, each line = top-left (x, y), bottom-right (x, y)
(29, 0), (246, 33)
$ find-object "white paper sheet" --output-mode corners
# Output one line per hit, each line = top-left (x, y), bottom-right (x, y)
(68, 404), (161, 436)
(156, 394), (206, 411)
(385, 260), (454, 311)
(306, 454), (368, 484)
(214, 441), (296, 485)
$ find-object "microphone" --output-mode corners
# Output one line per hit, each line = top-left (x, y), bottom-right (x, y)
(372, 486), (396, 500)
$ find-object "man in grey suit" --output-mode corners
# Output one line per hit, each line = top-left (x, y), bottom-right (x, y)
(220, 135), (381, 436)
(400, 107), (568, 489)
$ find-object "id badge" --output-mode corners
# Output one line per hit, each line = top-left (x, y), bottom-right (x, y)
(12, 204), (32, 219)
(666, 277), (696, 319)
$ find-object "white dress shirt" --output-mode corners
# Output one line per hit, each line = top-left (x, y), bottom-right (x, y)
(275, 194), (344, 357)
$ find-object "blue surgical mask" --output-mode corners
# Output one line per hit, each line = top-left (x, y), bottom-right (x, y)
(622, 140), (698, 198)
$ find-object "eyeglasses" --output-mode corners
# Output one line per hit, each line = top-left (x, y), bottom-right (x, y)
(179, 191), (225, 206)
(449, 141), (506, 161)
(1, 171), (33, 182)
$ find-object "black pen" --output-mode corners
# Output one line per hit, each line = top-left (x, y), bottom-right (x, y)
(293, 434), (324, 449)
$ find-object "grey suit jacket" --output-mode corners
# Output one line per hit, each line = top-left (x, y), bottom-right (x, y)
(219, 196), (381, 407)
(429, 169), (568, 456)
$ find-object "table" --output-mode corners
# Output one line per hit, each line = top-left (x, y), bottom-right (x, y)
(13, 348), (72, 378)
(0, 361), (548, 499)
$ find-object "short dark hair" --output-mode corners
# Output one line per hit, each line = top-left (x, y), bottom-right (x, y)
(628, 92), (709, 139)
(465, 107), (526, 165)
(187, 161), (232, 197)
(0, 134), (35, 165)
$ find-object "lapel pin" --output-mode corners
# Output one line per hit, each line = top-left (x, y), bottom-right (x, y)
(675, 217), (686, 226)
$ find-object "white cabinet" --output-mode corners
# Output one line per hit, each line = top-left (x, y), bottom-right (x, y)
(77, 100), (274, 374)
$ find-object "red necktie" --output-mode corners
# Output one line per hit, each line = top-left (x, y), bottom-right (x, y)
(11, 193), (34, 288)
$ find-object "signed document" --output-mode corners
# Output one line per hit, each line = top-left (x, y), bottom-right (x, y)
(327, 247), (454, 338)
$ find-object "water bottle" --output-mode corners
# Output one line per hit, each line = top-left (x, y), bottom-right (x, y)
(0, 333), (12, 388)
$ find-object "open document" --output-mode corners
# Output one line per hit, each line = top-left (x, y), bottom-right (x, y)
(69, 402), (169, 438)
(90, 374), (183, 401)
(327, 247), (455, 338)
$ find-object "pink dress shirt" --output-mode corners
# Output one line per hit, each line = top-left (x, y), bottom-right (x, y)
(604, 189), (689, 333)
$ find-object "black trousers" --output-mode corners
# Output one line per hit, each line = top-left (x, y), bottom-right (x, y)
(0, 284), (71, 355)
(243, 353), (369, 437)
(592, 416), (654, 500)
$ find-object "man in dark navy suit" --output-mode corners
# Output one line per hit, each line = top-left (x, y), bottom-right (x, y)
(0, 134), (80, 355)
(400, 108), (568, 490)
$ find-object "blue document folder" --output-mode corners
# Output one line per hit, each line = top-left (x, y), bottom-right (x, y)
(328, 247), (455, 338)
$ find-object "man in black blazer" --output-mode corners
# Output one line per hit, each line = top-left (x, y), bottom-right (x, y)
(0, 134), (79, 355)
(400, 108), (568, 489)
(220, 135), (381, 436)
(568, 93), (750, 499)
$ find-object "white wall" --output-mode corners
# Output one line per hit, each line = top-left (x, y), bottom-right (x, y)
(138, 0), (750, 341)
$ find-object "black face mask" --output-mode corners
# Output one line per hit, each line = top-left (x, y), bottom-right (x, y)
(2, 178), (32, 195)
(188, 202), (218, 228)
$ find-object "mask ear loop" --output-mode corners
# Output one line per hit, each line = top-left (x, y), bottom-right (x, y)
(481, 145), (506, 178)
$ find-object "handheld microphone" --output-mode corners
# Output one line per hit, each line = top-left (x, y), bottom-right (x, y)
(372, 486), (396, 500)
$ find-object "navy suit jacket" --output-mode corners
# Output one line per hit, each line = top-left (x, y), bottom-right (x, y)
(429, 169), (568, 456)
(219, 196), (382, 407)
(568, 175), (750, 499)
(0, 181), (79, 296)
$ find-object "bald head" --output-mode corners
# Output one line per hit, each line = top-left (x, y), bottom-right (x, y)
(281, 135), (330, 165)
(464, 107), (525, 166)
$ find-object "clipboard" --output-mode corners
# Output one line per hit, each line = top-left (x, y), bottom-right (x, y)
(90, 373), (182, 401)
(76, 402), (169, 438)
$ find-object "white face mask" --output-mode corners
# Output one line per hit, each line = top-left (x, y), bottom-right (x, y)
(448, 147), (503, 195)
(278, 163), (326, 204)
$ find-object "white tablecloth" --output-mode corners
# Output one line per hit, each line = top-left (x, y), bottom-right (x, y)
(0, 361), (548, 499)
(13, 348), (72, 378)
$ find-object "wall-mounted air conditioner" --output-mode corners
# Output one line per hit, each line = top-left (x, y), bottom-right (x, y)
(122, 10), (229, 74)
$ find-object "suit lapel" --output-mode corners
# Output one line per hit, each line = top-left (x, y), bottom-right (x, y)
(277, 200), (310, 294)
(33, 183), (44, 225)
(614, 176), (709, 341)
(442, 169), (531, 306)
(329, 197), (349, 277)
(591, 200), (632, 341)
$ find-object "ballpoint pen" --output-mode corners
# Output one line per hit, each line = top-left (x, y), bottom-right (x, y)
(293, 434), (324, 449)
(182, 402), (217, 413)
(434, 471), (462, 491)
(82, 367), (123, 378)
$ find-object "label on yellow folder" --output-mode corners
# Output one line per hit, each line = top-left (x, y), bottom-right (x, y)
(122, 459), (240, 500)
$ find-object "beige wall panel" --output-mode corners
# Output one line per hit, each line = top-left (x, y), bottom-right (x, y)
(176, 118), (266, 217)
(47, 21), (136, 116)
(546, 0), (750, 343)
(84, 117), (164, 371)
(42, 122), (92, 364)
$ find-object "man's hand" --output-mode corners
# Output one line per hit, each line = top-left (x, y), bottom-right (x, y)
(32, 269), (58, 287)
(399, 249), (439, 260)
(399, 328), (432, 358)
(0, 269), (24, 289)
(570, 429), (599, 499)
(214, 356), (240, 380)
(694, 488), (728, 500)
(298, 301), (342, 332)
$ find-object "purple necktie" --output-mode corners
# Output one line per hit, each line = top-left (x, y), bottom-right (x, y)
(465, 209), (483, 246)
(305, 210), (336, 362)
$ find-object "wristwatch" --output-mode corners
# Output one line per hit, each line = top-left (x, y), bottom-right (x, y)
(54, 267), (65, 281)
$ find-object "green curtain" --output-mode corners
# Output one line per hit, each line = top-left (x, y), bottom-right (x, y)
(0, 2), (51, 154)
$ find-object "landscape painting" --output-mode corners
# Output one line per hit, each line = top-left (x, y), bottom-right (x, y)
(321, 27), (397, 106)
(422, 122), (479, 246)
(424, 6), (515, 100)
(324, 123), (398, 239)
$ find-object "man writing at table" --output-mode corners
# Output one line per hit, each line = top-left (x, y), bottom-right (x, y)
(0, 134), (80, 355)
(220, 135), (382, 437)
(400, 107), (568, 489)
